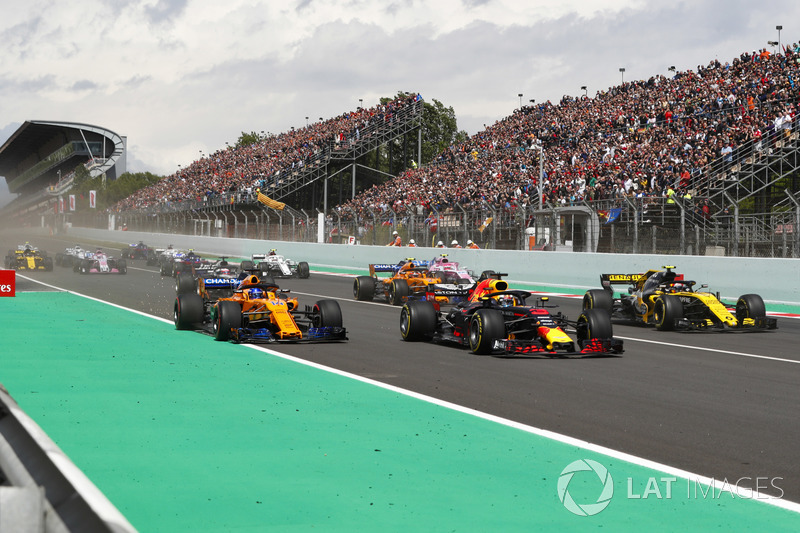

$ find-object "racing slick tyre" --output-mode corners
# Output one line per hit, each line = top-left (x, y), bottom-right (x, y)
(735, 294), (766, 325)
(654, 295), (683, 331)
(174, 293), (204, 330)
(353, 276), (375, 301)
(388, 279), (410, 306)
(468, 308), (505, 355)
(259, 275), (278, 291)
(240, 260), (255, 272)
(55, 253), (63, 267)
(400, 300), (437, 341)
(43, 257), (54, 271)
(176, 273), (196, 295)
(214, 301), (242, 341)
(297, 261), (310, 279)
(146, 252), (158, 266)
(118, 259), (127, 275)
(256, 262), (273, 278)
(576, 308), (613, 343)
(583, 289), (613, 315)
(79, 260), (91, 274)
(160, 261), (173, 277)
(313, 300), (343, 328)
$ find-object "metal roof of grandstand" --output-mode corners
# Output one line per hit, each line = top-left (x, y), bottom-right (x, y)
(0, 120), (122, 176)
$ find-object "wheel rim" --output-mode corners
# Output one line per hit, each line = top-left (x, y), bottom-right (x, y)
(400, 307), (409, 337)
(353, 280), (359, 298)
(654, 300), (663, 324)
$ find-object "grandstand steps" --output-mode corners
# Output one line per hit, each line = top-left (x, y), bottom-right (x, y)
(261, 101), (423, 202)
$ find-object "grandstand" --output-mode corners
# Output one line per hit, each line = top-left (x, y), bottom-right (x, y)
(32, 44), (800, 257)
(0, 121), (126, 227)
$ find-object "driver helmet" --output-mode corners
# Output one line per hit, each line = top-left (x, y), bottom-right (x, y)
(496, 294), (516, 307)
(218, 268), (231, 276)
(268, 249), (277, 256)
(248, 288), (264, 299)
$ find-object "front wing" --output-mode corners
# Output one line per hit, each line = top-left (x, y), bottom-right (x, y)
(495, 337), (624, 357)
(229, 326), (348, 344)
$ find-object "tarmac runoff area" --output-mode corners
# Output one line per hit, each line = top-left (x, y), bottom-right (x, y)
(0, 289), (799, 532)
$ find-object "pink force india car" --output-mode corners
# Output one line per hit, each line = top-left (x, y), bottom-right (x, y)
(75, 249), (128, 274)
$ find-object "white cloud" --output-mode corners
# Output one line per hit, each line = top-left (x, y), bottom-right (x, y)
(0, 0), (798, 178)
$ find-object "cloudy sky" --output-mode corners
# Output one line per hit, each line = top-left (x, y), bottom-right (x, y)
(1, 0), (798, 206)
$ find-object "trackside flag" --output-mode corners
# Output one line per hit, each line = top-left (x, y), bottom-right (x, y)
(89, 190), (96, 208)
(257, 192), (286, 210)
(69, 195), (76, 211)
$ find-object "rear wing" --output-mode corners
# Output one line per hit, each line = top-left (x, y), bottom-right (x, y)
(599, 273), (644, 290)
(201, 277), (240, 289)
(369, 260), (430, 276)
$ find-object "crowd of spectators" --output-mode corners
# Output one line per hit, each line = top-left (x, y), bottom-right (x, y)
(116, 43), (800, 223)
(112, 94), (422, 212)
(337, 43), (800, 221)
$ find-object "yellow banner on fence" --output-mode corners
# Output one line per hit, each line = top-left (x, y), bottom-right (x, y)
(257, 192), (285, 210)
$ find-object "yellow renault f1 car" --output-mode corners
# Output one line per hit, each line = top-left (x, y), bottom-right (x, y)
(4, 243), (53, 271)
(583, 266), (777, 331)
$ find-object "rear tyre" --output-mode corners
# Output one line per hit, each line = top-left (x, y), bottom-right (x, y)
(176, 273), (196, 295)
(389, 279), (410, 306)
(479, 270), (499, 281)
(576, 308), (613, 342)
(79, 260), (90, 274)
(353, 276), (375, 301)
(654, 295), (683, 331)
(43, 257), (54, 271)
(583, 289), (613, 315)
(117, 259), (127, 275)
(297, 261), (310, 279)
(174, 294), (204, 330)
(240, 260), (255, 272)
(736, 294), (766, 324)
(468, 308), (505, 355)
(313, 300), (343, 328)
(214, 301), (242, 341)
(400, 301), (437, 341)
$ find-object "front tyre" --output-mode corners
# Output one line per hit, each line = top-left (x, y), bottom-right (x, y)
(313, 300), (343, 328)
(400, 301), (437, 341)
(736, 294), (766, 324)
(297, 261), (310, 279)
(576, 308), (613, 342)
(468, 308), (505, 355)
(214, 301), (242, 341)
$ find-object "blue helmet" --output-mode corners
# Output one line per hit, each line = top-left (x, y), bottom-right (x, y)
(248, 288), (264, 299)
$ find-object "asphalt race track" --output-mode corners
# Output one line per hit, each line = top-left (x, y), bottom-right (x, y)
(6, 233), (800, 504)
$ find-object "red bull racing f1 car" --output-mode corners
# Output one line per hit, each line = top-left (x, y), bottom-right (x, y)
(400, 276), (623, 357)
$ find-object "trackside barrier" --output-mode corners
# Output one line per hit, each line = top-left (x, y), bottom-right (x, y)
(37, 226), (800, 306)
(0, 384), (137, 533)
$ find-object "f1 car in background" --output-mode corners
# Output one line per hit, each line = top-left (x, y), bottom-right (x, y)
(353, 258), (468, 306)
(159, 249), (213, 277)
(173, 274), (346, 343)
(174, 259), (252, 299)
(121, 241), (156, 261)
(55, 245), (86, 268)
(582, 265), (777, 331)
(243, 250), (310, 279)
(75, 249), (127, 274)
(4, 243), (53, 271)
(400, 276), (623, 357)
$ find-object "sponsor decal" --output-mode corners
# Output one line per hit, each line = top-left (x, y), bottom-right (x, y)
(0, 270), (15, 297)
